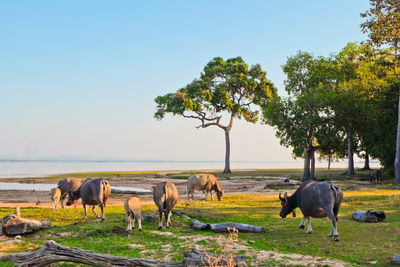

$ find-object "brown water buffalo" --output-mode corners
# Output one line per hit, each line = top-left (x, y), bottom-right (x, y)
(124, 197), (142, 232)
(370, 169), (382, 183)
(187, 174), (224, 201)
(153, 181), (178, 229)
(279, 180), (343, 241)
(57, 178), (84, 208)
(50, 188), (61, 211)
(66, 178), (111, 220)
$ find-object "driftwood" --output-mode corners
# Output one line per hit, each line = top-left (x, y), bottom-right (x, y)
(0, 241), (247, 267)
(1, 207), (51, 236)
(111, 188), (152, 195)
(263, 179), (300, 188)
(394, 254), (400, 265)
(190, 219), (265, 233)
(352, 210), (386, 223)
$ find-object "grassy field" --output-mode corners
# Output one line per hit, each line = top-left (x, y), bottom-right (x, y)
(0, 169), (400, 266)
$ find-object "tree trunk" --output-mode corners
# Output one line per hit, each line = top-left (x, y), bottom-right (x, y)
(346, 136), (355, 175)
(395, 86), (400, 185)
(310, 149), (316, 180)
(302, 147), (311, 181)
(223, 129), (231, 173)
(328, 156), (331, 170)
(362, 153), (371, 170)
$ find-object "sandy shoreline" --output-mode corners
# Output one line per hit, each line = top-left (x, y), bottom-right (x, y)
(0, 174), (289, 207)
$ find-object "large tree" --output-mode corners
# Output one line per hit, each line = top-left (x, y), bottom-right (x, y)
(263, 52), (338, 181)
(332, 43), (395, 175)
(154, 57), (276, 173)
(361, 0), (400, 184)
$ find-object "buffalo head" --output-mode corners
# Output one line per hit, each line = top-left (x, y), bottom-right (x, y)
(279, 192), (296, 218)
(66, 190), (79, 206)
(216, 189), (224, 201)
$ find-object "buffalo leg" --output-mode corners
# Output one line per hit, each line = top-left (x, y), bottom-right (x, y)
(126, 212), (132, 232)
(136, 214), (142, 231)
(99, 203), (105, 220)
(210, 191), (214, 201)
(83, 203), (88, 219)
(130, 213), (135, 230)
(306, 217), (312, 234)
(60, 196), (65, 209)
(165, 210), (172, 228)
(158, 207), (163, 229)
(327, 211), (339, 241)
(204, 191), (208, 201)
(298, 216), (306, 229)
(92, 205), (99, 218)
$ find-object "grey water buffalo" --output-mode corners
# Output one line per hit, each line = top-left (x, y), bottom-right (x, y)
(124, 197), (142, 232)
(187, 174), (224, 201)
(66, 178), (111, 220)
(370, 169), (382, 183)
(279, 180), (343, 241)
(57, 178), (84, 208)
(153, 181), (178, 229)
(50, 188), (61, 211)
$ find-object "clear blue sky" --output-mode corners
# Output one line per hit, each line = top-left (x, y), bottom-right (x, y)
(0, 1), (370, 162)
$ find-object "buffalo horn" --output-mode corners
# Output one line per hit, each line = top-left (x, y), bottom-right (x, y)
(279, 193), (283, 201)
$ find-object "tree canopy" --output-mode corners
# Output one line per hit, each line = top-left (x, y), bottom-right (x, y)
(155, 57), (276, 173)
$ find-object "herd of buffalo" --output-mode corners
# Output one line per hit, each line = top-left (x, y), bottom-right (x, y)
(50, 174), (345, 241)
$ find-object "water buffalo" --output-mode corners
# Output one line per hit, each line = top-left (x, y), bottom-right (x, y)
(153, 181), (178, 229)
(57, 178), (84, 208)
(124, 197), (142, 232)
(370, 169), (382, 183)
(50, 188), (61, 211)
(279, 180), (343, 241)
(66, 178), (111, 220)
(187, 174), (224, 201)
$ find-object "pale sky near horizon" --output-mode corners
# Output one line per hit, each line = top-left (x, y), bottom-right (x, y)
(0, 1), (371, 163)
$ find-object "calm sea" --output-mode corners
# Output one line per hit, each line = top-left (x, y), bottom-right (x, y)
(0, 160), (380, 178)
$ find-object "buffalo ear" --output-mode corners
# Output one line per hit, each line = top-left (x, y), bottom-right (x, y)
(292, 211), (296, 217)
(284, 192), (288, 200)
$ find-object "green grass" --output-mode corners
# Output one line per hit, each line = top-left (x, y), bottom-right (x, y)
(1, 189), (400, 266)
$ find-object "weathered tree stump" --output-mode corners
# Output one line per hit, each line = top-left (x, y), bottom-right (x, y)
(190, 219), (265, 233)
(1, 207), (52, 236)
(0, 241), (247, 266)
(394, 254), (400, 265)
(352, 210), (386, 223)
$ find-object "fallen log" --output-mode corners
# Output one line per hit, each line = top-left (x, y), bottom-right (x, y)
(111, 188), (152, 195)
(352, 210), (386, 223)
(0, 240), (180, 267)
(1, 207), (51, 236)
(0, 241), (247, 267)
(190, 219), (265, 233)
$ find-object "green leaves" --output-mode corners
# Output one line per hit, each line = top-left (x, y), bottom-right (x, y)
(154, 57), (276, 128)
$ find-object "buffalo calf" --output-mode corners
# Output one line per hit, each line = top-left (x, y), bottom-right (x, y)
(124, 197), (142, 232)
(50, 188), (61, 211)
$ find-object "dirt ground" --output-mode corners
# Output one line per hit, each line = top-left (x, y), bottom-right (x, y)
(0, 175), (293, 208)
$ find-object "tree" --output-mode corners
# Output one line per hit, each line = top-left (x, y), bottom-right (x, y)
(361, 0), (400, 184)
(154, 57), (276, 173)
(332, 43), (395, 175)
(263, 52), (338, 181)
